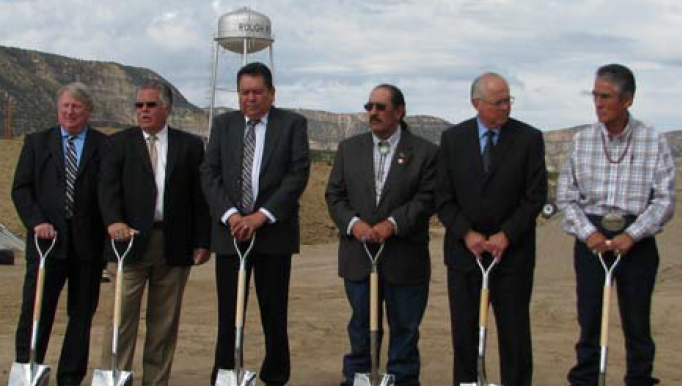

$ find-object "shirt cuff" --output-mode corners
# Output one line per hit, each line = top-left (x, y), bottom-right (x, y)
(387, 217), (398, 235)
(221, 208), (239, 225)
(347, 216), (360, 236)
(259, 208), (277, 224)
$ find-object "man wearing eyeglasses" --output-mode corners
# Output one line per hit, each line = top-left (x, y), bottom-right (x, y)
(557, 64), (675, 386)
(98, 81), (210, 386)
(326, 84), (437, 386)
(436, 73), (547, 386)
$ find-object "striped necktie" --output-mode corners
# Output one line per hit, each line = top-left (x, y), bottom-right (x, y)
(65, 135), (78, 218)
(241, 120), (258, 213)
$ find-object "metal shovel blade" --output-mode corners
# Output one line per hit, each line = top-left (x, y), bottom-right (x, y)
(458, 383), (501, 386)
(353, 372), (395, 386)
(215, 368), (257, 386)
(90, 369), (133, 386)
(7, 362), (50, 386)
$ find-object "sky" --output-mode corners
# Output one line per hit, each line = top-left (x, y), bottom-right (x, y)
(0, 0), (681, 131)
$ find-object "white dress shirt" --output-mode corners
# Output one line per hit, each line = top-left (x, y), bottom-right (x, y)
(221, 113), (277, 224)
(142, 126), (168, 222)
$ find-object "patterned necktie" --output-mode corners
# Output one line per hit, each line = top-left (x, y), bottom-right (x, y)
(147, 134), (158, 174)
(65, 135), (77, 218)
(241, 120), (258, 213)
(376, 141), (390, 203)
(483, 130), (495, 173)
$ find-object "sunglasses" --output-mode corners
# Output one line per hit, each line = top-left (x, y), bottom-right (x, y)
(135, 101), (159, 109)
(364, 102), (387, 112)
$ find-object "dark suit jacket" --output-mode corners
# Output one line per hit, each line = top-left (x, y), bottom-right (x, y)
(12, 126), (107, 261)
(201, 107), (310, 256)
(99, 126), (210, 266)
(436, 117), (547, 272)
(325, 129), (438, 285)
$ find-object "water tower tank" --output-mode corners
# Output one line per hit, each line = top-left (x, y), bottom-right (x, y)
(217, 7), (273, 53)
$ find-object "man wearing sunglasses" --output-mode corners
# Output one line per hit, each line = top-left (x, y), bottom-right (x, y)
(326, 84), (437, 386)
(436, 73), (547, 386)
(98, 81), (210, 386)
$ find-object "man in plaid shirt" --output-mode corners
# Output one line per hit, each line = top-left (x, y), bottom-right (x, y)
(557, 63), (676, 386)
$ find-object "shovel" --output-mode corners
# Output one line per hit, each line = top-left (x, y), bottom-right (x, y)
(8, 233), (57, 386)
(215, 234), (257, 386)
(91, 236), (136, 386)
(353, 242), (394, 386)
(596, 251), (621, 386)
(461, 254), (500, 386)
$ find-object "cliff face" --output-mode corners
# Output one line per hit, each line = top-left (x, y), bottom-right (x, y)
(0, 45), (208, 136)
(0, 44), (680, 170)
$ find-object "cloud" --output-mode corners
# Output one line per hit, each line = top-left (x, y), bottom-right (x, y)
(0, 0), (680, 130)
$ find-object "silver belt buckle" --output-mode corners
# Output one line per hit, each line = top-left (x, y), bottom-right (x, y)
(601, 213), (626, 232)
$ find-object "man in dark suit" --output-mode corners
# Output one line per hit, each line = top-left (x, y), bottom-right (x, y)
(201, 62), (310, 386)
(326, 84), (437, 386)
(98, 81), (210, 386)
(12, 82), (107, 386)
(436, 73), (547, 386)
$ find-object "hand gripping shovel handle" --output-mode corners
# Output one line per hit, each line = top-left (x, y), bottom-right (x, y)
(596, 251), (622, 386)
(30, 233), (57, 364)
(110, 236), (135, 374)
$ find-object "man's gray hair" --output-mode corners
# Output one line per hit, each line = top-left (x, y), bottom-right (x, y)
(596, 64), (636, 99)
(470, 72), (507, 99)
(138, 80), (174, 109)
(56, 82), (94, 110)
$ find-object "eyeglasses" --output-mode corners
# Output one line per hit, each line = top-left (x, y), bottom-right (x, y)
(135, 101), (159, 109)
(364, 102), (387, 112)
(482, 97), (515, 107)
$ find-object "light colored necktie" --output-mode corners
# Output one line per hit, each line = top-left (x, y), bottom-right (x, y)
(65, 135), (77, 217)
(376, 140), (390, 203)
(148, 134), (158, 173)
(241, 120), (258, 213)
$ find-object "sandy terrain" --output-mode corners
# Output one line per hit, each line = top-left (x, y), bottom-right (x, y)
(0, 160), (681, 385)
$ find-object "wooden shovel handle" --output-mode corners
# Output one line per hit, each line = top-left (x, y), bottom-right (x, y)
(479, 288), (490, 328)
(600, 284), (611, 346)
(235, 267), (248, 328)
(370, 271), (379, 332)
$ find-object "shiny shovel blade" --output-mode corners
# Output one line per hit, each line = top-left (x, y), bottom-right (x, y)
(353, 372), (395, 386)
(8, 362), (50, 386)
(215, 368), (257, 386)
(459, 383), (501, 386)
(90, 369), (133, 386)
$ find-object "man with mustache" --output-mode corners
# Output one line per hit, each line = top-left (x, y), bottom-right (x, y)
(98, 81), (211, 386)
(326, 84), (437, 386)
(558, 64), (675, 386)
(436, 73), (547, 386)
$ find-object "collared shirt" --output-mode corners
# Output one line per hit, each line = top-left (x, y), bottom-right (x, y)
(373, 127), (402, 203)
(477, 117), (501, 153)
(221, 112), (277, 224)
(142, 126), (168, 222)
(556, 115), (676, 242)
(61, 126), (88, 167)
(346, 126), (401, 236)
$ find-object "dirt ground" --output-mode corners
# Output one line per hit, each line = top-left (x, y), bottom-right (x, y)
(0, 165), (681, 385)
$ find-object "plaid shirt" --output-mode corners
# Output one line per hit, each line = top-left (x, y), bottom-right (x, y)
(556, 115), (676, 242)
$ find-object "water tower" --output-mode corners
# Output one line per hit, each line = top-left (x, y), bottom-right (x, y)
(208, 7), (274, 133)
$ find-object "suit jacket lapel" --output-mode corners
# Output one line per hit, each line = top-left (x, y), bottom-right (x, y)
(466, 121), (487, 180)
(49, 127), (65, 179)
(165, 128), (179, 186)
(76, 126), (95, 179)
(378, 130), (411, 206)
(134, 128), (155, 178)
(361, 133), (376, 201)
(227, 114), (246, 175)
(260, 107), (282, 175)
